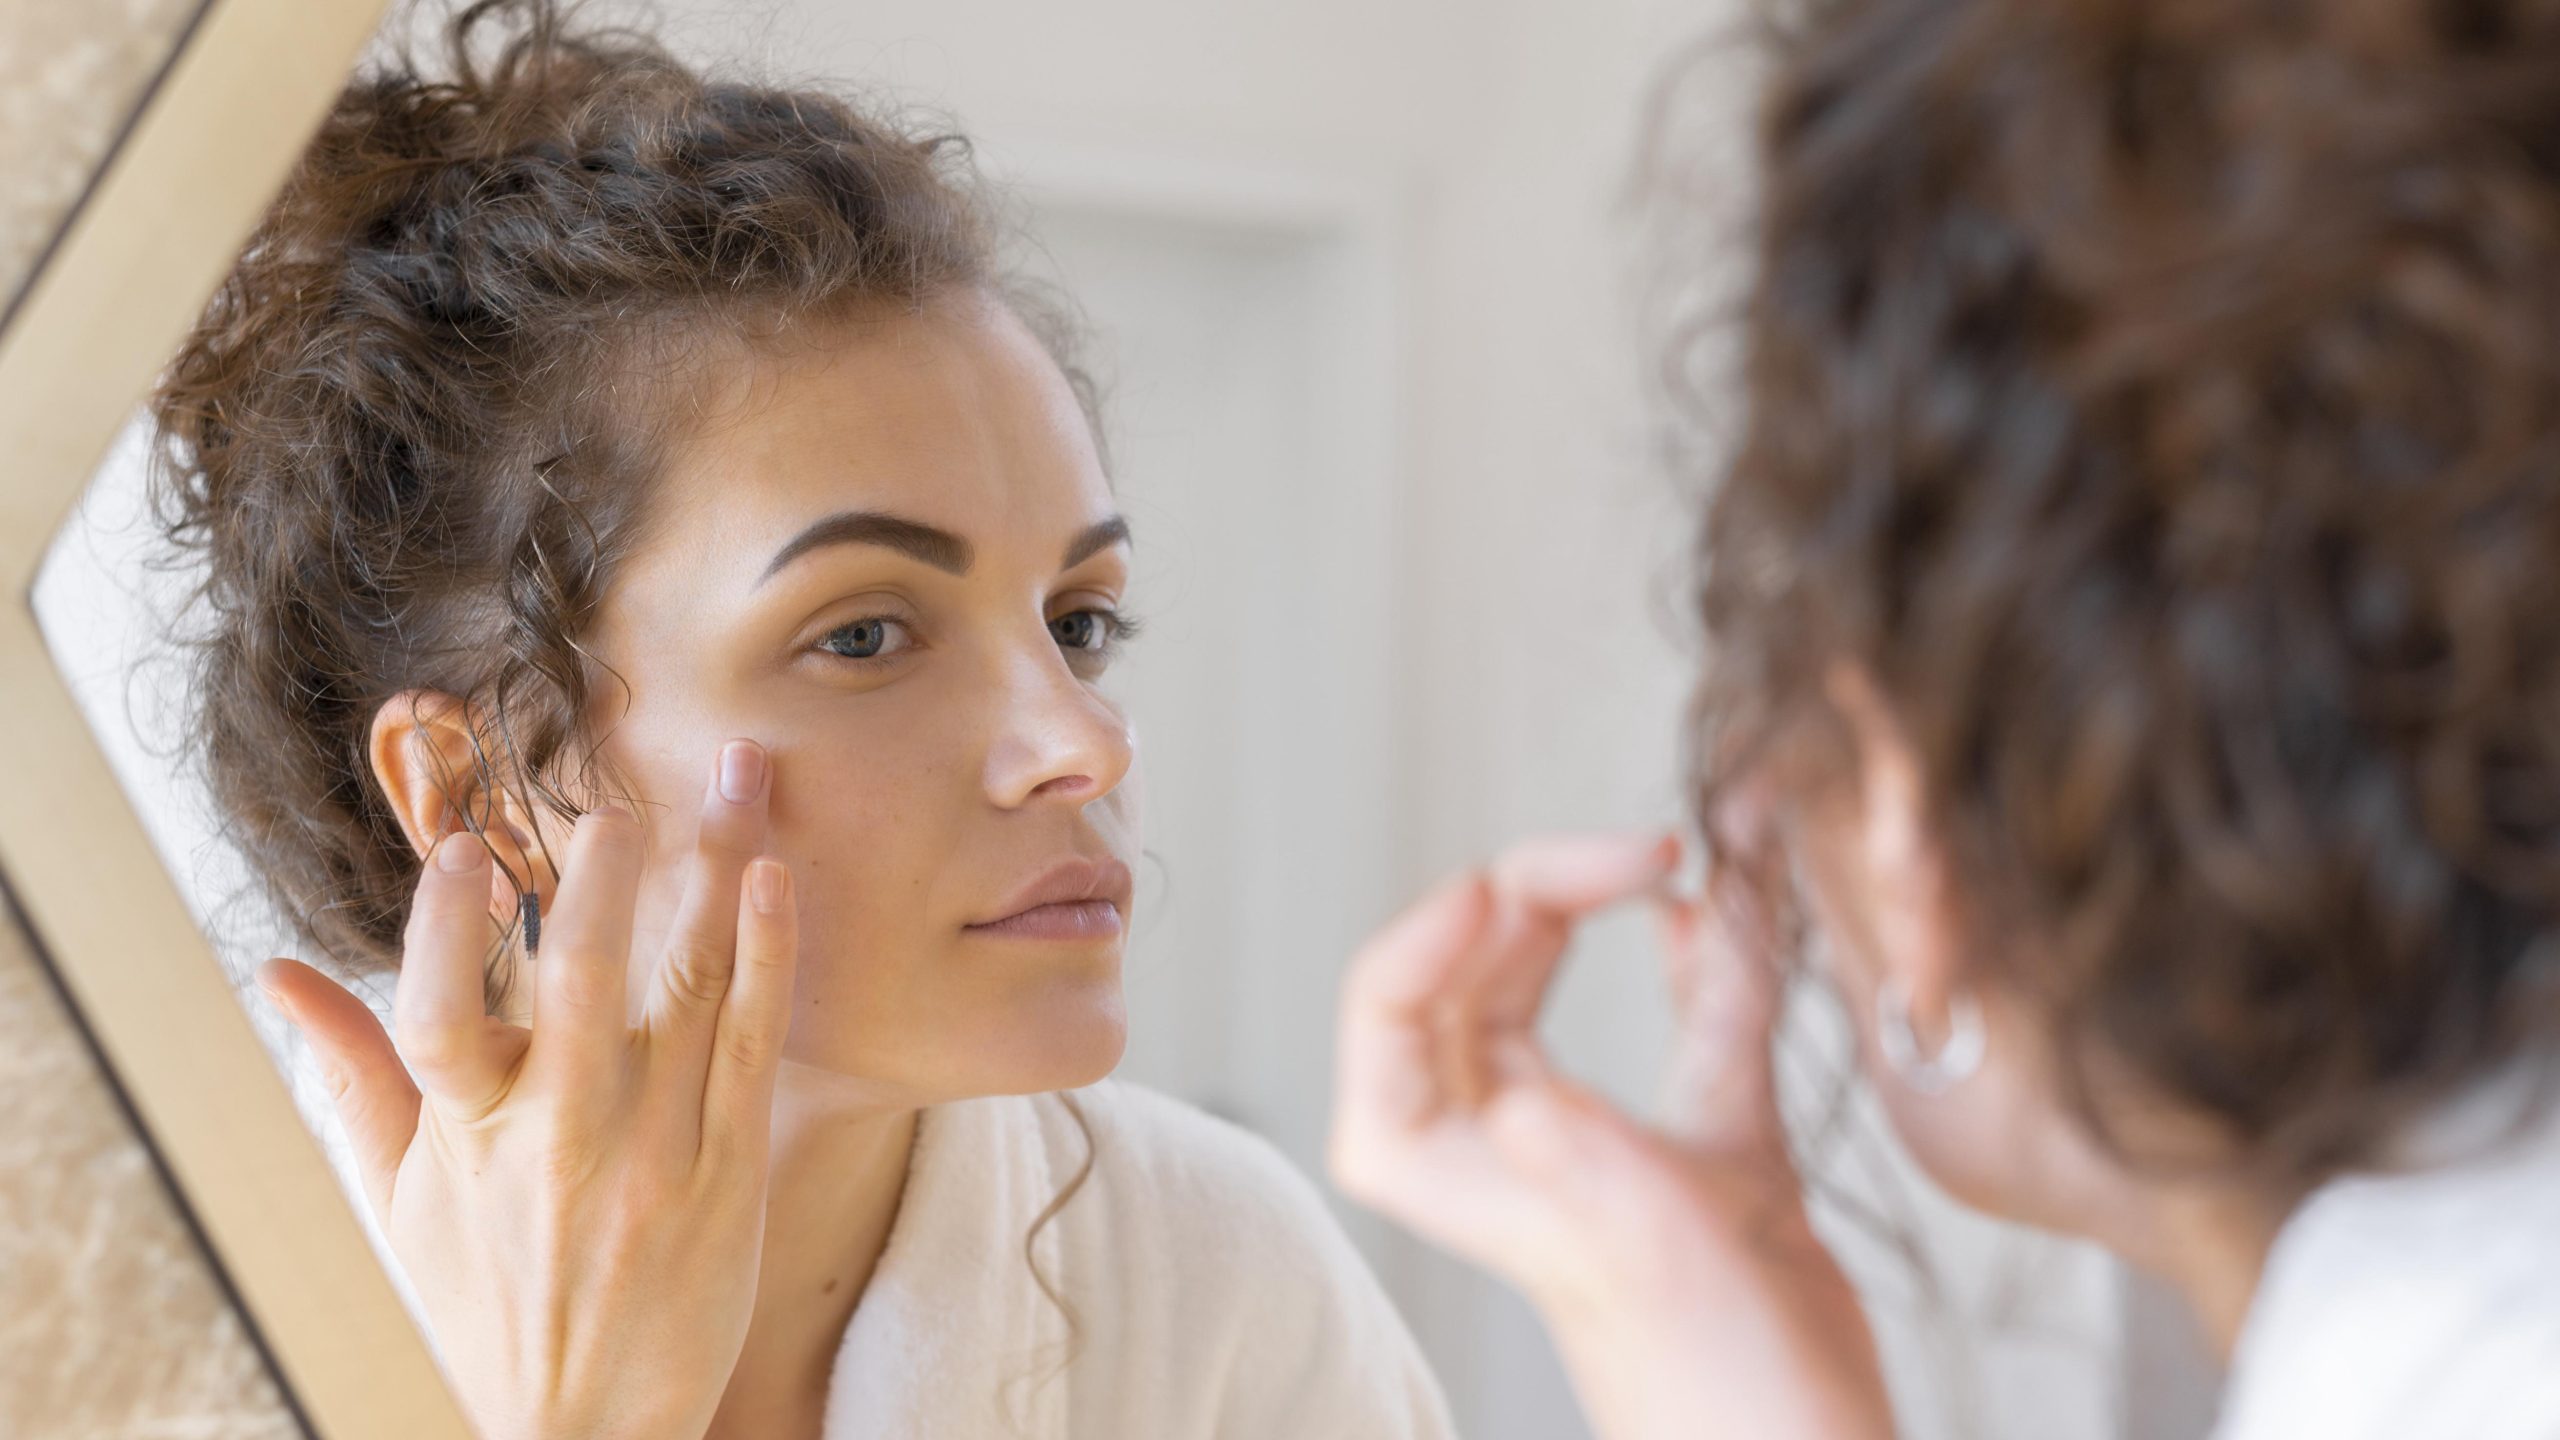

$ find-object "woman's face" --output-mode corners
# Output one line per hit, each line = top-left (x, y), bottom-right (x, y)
(558, 291), (1141, 1106)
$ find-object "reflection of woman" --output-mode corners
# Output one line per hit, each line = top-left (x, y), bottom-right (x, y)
(1332, 2), (2560, 1438)
(152, 3), (1451, 1437)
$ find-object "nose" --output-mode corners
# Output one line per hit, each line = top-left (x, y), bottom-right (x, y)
(981, 644), (1136, 810)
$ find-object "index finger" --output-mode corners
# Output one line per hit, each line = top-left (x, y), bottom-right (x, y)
(1465, 828), (1685, 1029)
(1335, 869), (1498, 1137)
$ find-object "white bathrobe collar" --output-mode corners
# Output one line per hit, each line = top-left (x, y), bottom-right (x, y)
(823, 1089), (1077, 1439)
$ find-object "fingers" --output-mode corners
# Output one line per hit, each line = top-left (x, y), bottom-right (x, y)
(1333, 871), (1498, 1156)
(391, 831), (520, 1122)
(1480, 1034), (1653, 1192)
(699, 855), (798, 1175)
(1487, 830), (1687, 916)
(643, 740), (772, 1043)
(1336, 831), (1680, 1130)
(1439, 830), (1684, 1103)
(1654, 863), (1790, 1162)
(525, 804), (645, 1094)
(1341, 868), (1498, 1020)
(1468, 830), (1685, 1027)
(261, 957), (424, 1221)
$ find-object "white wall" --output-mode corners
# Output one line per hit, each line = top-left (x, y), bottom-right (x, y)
(34, 0), (2162, 1435)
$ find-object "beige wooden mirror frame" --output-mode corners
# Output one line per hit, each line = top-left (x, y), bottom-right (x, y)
(0, 0), (475, 1435)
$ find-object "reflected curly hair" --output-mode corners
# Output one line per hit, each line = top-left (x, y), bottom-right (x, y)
(1675, 0), (2560, 1189)
(147, 0), (1098, 1372)
(150, 0), (1092, 1004)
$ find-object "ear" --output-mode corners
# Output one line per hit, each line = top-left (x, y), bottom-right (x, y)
(1820, 659), (1968, 1035)
(365, 689), (557, 920)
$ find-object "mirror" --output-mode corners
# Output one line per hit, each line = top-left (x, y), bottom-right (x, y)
(7, 2), (2190, 1437)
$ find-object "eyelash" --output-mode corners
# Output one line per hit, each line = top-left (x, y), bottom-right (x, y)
(814, 606), (1145, 670)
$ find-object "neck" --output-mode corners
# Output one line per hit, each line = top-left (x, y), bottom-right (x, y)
(707, 1060), (920, 1436)
(2097, 1168), (2304, 1363)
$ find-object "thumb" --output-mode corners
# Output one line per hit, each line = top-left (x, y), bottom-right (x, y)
(1652, 884), (1790, 1165)
(257, 957), (421, 1221)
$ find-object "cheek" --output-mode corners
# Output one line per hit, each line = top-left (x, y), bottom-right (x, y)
(768, 738), (956, 940)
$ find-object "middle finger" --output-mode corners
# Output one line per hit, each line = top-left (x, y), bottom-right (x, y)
(525, 802), (646, 1096)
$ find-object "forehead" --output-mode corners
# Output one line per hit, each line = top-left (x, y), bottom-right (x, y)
(643, 292), (1111, 567)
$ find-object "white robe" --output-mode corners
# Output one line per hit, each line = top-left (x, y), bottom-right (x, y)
(2211, 1064), (2560, 1440)
(823, 1078), (1458, 1440)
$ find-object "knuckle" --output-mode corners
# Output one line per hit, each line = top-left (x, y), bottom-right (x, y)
(716, 1023), (774, 1077)
(546, 951), (622, 1010)
(692, 824), (756, 869)
(660, 945), (734, 1008)
(392, 1020), (467, 1073)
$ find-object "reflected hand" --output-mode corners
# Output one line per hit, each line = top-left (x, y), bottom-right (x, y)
(1326, 828), (1893, 1440)
(256, 740), (796, 1440)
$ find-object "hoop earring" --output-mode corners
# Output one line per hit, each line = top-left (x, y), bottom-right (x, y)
(1877, 975), (1983, 1095)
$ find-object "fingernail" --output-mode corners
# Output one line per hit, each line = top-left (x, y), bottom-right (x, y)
(436, 831), (488, 874)
(719, 740), (765, 805)
(750, 857), (788, 914)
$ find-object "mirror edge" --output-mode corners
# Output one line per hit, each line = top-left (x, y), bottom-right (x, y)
(0, 0), (475, 1435)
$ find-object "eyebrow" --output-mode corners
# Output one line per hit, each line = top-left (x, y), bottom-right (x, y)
(754, 509), (1131, 589)
(1062, 515), (1132, 570)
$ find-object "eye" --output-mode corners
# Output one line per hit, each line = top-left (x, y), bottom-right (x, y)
(1051, 610), (1105, 650)
(1051, 606), (1142, 664)
(817, 615), (915, 664)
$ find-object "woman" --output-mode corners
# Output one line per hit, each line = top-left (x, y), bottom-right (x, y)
(1330, 1), (2560, 1437)
(160, 2), (1453, 1437)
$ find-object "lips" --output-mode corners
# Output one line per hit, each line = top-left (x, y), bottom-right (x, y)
(969, 856), (1134, 932)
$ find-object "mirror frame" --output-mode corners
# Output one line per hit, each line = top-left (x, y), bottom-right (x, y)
(0, 0), (474, 1434)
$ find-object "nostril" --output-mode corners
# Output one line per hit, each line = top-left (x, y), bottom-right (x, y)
(1033, 773), (1095, 800)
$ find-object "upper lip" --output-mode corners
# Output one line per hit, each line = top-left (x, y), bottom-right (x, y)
(971, 856), (1133, 926)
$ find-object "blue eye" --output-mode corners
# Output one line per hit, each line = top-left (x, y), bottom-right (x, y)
(819, 616), (913, 662)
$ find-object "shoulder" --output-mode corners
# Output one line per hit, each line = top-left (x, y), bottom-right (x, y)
(1031, 1079), (1458, 1439)
(2214, 1086), (2560, 1440)
(1036, 1078), (1382, 1306)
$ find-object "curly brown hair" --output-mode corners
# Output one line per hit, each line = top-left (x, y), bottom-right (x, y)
(148, 0), (1093, 1014)
(1672, 0), (2560, 1191)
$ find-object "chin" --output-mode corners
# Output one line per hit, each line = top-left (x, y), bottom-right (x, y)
(793, 943), (1132, 1102)
(973, 968), (1129, 1095)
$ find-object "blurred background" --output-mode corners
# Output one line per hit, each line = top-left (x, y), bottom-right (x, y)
(31, 0), (2205, 1435)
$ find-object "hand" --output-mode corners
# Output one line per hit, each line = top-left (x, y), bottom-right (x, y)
(257, 739), (796, 1440)
(1327, 826), (1894, 1440)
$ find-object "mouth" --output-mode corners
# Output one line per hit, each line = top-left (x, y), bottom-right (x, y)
(965, 856), (1133, 943)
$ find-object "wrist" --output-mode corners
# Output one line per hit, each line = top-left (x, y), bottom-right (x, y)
(1521, 1227), (1896, 1440)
